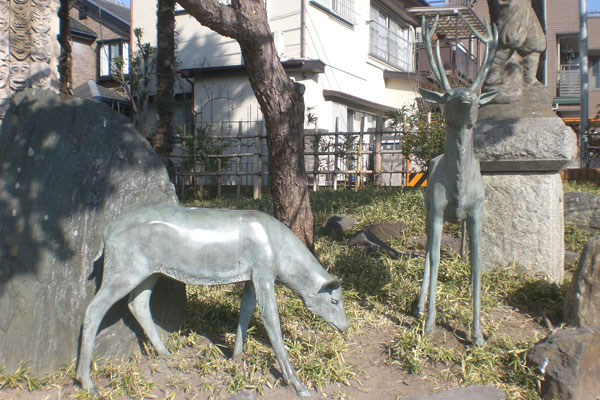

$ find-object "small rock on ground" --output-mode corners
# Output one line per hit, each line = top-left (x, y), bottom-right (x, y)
(324, 214), (357, 235)
(364, 221), (406, 241)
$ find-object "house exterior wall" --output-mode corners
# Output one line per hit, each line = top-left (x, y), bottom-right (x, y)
(71, 40), (97, 88)
(132, 0), (420, 133)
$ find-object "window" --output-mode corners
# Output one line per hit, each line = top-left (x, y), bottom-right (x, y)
(98, 40), (129, 78)
(310, 0), (355, 24)
(369, 4), (413, 72)
(591, 57), (600, 89)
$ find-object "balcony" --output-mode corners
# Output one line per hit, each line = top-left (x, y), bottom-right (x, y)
(555, 63), (580, 105)
(368, 20), (414, 72)
(416, 43), (477, 83)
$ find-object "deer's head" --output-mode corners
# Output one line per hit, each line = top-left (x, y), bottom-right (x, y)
(419, 16), (498, 130)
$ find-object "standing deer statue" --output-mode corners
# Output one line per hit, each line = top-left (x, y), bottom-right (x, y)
(76, 204), (348, 397)
(414, 16), (498, 346)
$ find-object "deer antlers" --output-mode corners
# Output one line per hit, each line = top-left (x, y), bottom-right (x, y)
(421, 15), (498, 92)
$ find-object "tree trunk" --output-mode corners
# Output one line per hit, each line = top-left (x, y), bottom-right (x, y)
(58, 0), (73, 98)
(153, 0), (176, 160)
(176, 0), (315, 249)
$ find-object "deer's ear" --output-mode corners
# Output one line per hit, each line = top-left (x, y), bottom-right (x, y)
(479, 90), (498, 105)
(419, 88), (445, 104)
(320, 279), (342, 292)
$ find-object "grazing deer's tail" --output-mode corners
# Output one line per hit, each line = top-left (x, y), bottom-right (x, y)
(93, 237), (105, 262)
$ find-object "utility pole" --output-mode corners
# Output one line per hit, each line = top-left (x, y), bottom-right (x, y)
(580, 0), (589, 167)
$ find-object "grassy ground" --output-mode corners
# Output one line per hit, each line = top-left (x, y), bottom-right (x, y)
(1, 183), (597, 399)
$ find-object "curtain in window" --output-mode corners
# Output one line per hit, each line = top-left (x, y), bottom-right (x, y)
(122, 42), (130, 74)
(99, 44), (109, 76)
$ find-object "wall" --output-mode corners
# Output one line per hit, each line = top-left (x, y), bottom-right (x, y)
(71, 40), (97, 89)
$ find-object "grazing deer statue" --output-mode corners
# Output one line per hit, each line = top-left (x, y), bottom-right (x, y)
(76, 204), (348, 397)
(414, 16), (498, 346)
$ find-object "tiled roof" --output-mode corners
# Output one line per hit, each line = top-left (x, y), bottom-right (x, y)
(97, 0), (130, 23)
(70, 17), (98, 38)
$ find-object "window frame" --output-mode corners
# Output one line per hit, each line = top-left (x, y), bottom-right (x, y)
(98, 39), (130, 80)
(368, 3), (414, 72)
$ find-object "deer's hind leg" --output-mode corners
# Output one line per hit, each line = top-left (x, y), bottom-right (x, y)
(128, 274), (170, 356)
(77, 272), (149, 393)
(233, 281), (256, 360)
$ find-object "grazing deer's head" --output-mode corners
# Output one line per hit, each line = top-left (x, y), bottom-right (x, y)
(419, 16), (498, 130)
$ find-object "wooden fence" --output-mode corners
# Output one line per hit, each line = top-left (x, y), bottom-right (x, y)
(561, 168), (600, 184)
(173, 118), (408, 199)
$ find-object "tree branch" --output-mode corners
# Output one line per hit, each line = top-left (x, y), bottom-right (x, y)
(176, 0), (243, 39)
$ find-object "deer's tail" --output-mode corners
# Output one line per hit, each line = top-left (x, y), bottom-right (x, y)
(93, 237), (105, 262)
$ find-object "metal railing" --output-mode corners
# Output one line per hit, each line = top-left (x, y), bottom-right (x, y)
(426, 0), (475, 6)
(558, 63), (580, 97)
(368, 20), (414, 72)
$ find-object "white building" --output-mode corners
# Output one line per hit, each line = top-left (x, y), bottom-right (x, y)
(132, 0), (428, 134)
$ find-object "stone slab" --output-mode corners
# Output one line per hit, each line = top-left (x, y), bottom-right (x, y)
(0, 89), (186, 375)
(404, 385), (505, 400)
(481, 172), (564, 282)
(474, 116), (577, 172)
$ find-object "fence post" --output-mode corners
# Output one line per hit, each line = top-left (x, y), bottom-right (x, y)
(356, 117), (365, 191)
(217, 122), (223, 199)
(236, 121), (242, 199)
(313, 121), (319, 192)
(375, 118), (382, 186)
(334, 117), (339, 191)
(253, 122), (262, 200)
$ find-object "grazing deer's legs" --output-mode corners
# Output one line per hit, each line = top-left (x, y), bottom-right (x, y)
(254, 279), (310, 398)
(77, 275), (147, 393)
(425, 211), (444, 334)
(233, 281), (257, 360)
(468, 210), (485, 346)
(127, 274), (170, 356)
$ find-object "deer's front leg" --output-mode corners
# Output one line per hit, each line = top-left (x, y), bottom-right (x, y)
(468, 210), (485, 346)
(254, 279), (310, 398)
(415, 210), (434, 316)
(425, 211), (444, 334)
(233, 281), (256, 360)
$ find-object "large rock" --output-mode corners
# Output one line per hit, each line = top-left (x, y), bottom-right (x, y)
(0, 89), (186, 375)
(527, 327), (600, 400)
(565, 236), (600, 328)
(564, 192), (600, 233)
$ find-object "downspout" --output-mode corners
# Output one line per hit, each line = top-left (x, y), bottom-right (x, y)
(300, 0), (306, 59)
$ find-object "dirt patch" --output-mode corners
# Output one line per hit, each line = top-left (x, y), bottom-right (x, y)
(0, 305), (548, 399)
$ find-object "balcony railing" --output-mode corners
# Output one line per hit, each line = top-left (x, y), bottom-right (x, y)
(558, 63), (580, 97)
(416, 43), (477, 83)
(369, 21), (414, 72)
(426, 0), (475, 6)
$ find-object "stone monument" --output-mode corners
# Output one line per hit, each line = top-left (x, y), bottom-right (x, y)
(0, 0), (59, 120)
(0, 89), (185, 375)
(473, 0), (577, 282)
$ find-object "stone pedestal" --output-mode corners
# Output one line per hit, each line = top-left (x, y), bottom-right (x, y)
(474, 110), (577, 283)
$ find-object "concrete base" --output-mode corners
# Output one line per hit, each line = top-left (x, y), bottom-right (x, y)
(481, 172), (564, 282)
